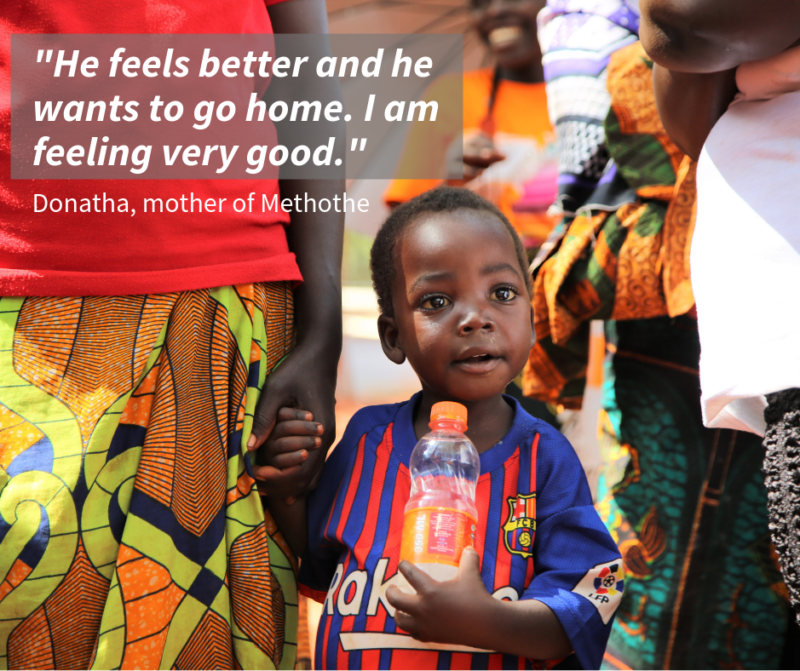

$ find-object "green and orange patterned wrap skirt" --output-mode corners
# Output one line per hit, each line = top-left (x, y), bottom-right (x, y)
(524, 42), (792, 668)
(0, 283), (298, 670)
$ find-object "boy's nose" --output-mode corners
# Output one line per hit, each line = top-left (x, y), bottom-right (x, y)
(458, 308), (495, 336)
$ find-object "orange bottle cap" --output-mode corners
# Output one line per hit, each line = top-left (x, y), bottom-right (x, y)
(430, 401), (468, 429)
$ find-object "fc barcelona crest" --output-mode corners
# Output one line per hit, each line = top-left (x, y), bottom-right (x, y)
(503, 493), (536, 559)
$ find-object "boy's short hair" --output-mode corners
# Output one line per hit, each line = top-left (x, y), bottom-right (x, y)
(370, 186), (533, 316)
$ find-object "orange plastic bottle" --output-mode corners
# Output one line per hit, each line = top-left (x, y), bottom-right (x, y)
(399, 402), (480, 582)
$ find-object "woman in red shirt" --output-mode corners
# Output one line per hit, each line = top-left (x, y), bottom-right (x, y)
(0, 1), (341, 668)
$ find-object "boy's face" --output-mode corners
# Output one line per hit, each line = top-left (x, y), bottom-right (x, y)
(379, 209), (534, 403)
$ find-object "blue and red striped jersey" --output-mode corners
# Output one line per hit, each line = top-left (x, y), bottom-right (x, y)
(299, 394), (623, 670)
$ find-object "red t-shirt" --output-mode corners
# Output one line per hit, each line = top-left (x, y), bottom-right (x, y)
(0, 0), (301, 296)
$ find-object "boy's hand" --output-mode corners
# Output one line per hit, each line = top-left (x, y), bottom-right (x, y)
(385, 548), (493, 645)
(386, 548), (573, 660)
(252, 406), (324, 498)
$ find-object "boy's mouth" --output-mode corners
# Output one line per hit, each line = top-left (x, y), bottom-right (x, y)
(454, 351), (501, 374)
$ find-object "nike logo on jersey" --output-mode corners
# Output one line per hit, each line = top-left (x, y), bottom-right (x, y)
(323, 557), (522, 620)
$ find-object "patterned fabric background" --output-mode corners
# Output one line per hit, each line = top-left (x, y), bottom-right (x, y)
(0, 282), (298, 670)
(596, 318), (787, 669)
(523, 42), (793, 669)
(538, 0), (640, 212)
(523, 43), (695, 408)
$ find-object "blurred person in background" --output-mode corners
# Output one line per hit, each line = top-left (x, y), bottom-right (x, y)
(385, 0), (559, 256)
(523, 1), (797, 668)
(638, 0), (800, 634)
(385, 0), (560, 427)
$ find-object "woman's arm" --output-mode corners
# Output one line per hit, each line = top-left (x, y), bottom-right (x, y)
(651, 64), (736, 159)
(639, 0), (800, 72)
(250, 0), (345, 499)
(640, 0), (796, 158)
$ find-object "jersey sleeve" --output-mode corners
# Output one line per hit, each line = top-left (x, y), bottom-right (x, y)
(521, 427), (622, 670)
(298, 412), (364, 603)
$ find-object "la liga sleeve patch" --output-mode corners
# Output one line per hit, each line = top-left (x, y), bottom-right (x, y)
(570, 559), (625, 624)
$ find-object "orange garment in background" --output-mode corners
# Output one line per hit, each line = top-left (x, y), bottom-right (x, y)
(384, 69), (558, 247)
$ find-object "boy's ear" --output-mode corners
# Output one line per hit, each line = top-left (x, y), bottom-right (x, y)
(377, 314), (406, 365)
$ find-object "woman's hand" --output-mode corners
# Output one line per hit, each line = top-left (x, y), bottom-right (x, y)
(252, 406), (323, 493)
(652, 63), (736, 159)
(255, 1), (343, 502)
(254, 406), (317, 557)
(249, 342), (337, 501)
(446, 132), (505, 184)
(639, 0), (800, 72)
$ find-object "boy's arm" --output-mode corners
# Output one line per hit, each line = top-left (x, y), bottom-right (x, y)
(387, 549), (571, 660)
(389, 427), (622, 667)
(295, 406), (380, 603)
(256, 407), (323, 557)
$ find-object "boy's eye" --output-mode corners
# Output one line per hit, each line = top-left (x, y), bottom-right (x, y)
(420, 295), (451, 310)
(491, 287), (518, 302)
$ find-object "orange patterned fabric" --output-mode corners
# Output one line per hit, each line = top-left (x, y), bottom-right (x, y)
(522, 42), (697, 407)
(296, 595), (313, 670)
(662, 159), (697, 317)
(0, 282), (300, 670)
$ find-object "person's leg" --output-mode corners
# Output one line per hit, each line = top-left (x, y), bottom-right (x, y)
(763, 387), (800, 623)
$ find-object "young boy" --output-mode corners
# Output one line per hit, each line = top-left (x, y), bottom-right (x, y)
(267, 187), (623, 669)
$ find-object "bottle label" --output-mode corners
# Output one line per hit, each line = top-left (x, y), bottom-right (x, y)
(399, 507), (477, 568)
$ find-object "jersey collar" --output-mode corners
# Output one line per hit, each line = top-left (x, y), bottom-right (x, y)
(393, 391), (539, 475)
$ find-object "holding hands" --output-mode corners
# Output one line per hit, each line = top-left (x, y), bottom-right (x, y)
(251, 404), (325, 501)
(252, 404), (322, 557)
